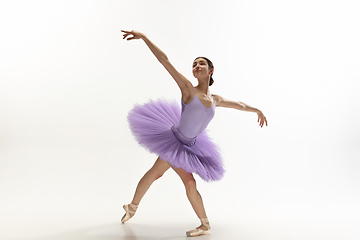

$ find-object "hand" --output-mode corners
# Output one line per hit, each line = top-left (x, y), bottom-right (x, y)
(257, 111), (268, 128)
(121, 30), (143, 41)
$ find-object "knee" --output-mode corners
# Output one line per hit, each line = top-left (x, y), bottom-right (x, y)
(184, 178), (197, 194)
(153, 173), (164, 181)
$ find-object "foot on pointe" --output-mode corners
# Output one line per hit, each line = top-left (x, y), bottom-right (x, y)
(186, 218), (211, 237)
(121, 203), (138, 223)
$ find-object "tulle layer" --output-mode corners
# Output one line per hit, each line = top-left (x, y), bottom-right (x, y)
(127, 99), (225, 182)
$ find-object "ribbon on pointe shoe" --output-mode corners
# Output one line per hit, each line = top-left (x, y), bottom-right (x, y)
(186, 217), (211, 237)
(121, 203), (138, 223)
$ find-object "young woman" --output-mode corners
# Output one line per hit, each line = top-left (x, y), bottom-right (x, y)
(121, 30), (267, 237)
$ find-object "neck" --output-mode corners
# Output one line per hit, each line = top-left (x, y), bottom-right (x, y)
(196, 77), (210, 93)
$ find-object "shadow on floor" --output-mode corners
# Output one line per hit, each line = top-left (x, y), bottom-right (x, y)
(22, 222), (212, 240)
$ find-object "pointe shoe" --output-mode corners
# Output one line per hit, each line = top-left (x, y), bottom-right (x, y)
(186, 217), (211, 237)
(121, 203), (138, 223)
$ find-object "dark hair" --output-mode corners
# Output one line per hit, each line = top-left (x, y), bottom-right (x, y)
(194, 57), (214, 86)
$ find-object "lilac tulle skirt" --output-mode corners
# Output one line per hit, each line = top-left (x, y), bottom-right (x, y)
(127, 99), (225, 182)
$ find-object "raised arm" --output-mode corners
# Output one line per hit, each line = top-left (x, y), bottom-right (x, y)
(213, 94), (268, 128)
(121, 30), (193, 94)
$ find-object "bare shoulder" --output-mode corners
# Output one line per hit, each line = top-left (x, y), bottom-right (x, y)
(212, 94), (225, 106)
(212, 94), (239, 109)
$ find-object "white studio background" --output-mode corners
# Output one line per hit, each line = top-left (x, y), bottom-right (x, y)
(1, 0), (360, 239)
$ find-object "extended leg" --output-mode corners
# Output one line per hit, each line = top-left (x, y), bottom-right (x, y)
(121, 157), (170, 223)
(131, 157), (170, 205)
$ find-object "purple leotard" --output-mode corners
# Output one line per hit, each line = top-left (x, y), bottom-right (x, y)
(127, 88), (224, 181)
(176, 89), (215, 139)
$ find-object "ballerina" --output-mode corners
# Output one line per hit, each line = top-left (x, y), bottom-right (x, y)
(121, 30), (267, 237)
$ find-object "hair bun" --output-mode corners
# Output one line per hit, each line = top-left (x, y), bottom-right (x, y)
(209, 76), (214, 86)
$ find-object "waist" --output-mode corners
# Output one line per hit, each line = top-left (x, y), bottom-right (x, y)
(171, 125), (196, 147)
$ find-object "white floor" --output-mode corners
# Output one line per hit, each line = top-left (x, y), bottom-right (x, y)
(1, 209), (359, 240)
(1, 152), (360, 240)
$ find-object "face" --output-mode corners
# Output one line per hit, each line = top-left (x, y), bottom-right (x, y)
(192, 58), (213, 78)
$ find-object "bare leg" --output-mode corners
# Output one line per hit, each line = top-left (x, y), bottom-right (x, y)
(131, 157), (170, 205)
(122, 157), (170, 222)
(171, 166), (210, 231)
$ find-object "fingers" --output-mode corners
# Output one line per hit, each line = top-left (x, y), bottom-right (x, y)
(257, 112), (267, 128)
(121, 30), (134, 40)
(257, 115), (267, 128)
(122, 32), (129, 39)
(122, 33), (134, 40)
(121, 30), (142, 41)
(259, 117), (267, 128)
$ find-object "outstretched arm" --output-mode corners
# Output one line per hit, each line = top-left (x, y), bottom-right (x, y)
(121, 30), (192, 94)
(213, 94), (268, 128)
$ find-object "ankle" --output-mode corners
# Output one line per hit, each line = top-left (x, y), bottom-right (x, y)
(129, 203), (138, 211)
(186, 218), (211, 237)
(200, 218), (210, 229)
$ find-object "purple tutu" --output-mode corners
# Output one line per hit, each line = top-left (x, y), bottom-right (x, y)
(127, 99), (225, 182)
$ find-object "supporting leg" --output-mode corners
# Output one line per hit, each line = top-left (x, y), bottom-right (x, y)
(171, 166), (211, 236)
